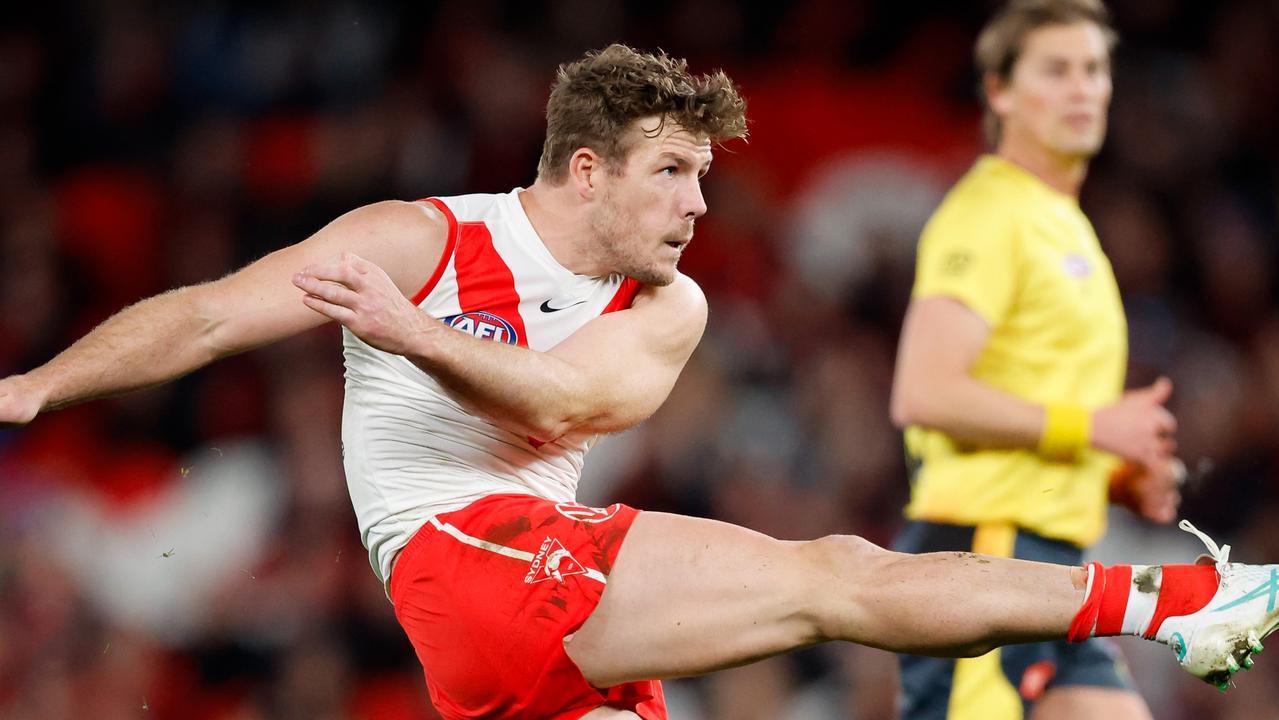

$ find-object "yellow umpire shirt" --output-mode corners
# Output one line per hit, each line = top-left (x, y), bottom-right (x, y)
(903, 155), (1126, 548)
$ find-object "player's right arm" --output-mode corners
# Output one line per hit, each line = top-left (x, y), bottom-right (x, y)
(0, 200), (445, 429)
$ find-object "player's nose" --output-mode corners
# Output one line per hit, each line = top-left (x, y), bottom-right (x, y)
(683, 181), (707, 220)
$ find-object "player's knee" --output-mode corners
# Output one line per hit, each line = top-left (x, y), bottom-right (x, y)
(803, 533), (891, 570)
(796, 534), (895, 641)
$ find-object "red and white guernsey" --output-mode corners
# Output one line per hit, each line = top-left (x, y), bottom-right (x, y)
(341, 189), (641, 585)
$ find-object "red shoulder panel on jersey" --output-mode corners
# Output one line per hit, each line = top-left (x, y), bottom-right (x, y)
(453, 220), (530, 347)
(601, 277), (642, 315)
(410, 198), (459, 305)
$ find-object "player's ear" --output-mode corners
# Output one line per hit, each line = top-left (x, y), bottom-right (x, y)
(568, 148), (602, 199)
(984, 71), (1014, 116)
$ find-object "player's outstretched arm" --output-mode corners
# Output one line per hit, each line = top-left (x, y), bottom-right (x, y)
(0, 201), (444, 429)
(294, 254), (706, 442)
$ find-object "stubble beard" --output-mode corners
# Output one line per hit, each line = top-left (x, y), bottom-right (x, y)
(588, 198), (679, 287)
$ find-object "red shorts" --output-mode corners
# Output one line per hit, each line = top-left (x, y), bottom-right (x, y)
(389, 493), (666, 720)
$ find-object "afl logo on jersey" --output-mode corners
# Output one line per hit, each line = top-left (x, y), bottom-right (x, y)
(441, 311), (519, 344)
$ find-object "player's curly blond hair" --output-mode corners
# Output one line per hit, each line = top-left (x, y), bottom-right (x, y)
(976, 0), (1118, 146)
(536, 44), (747, 183)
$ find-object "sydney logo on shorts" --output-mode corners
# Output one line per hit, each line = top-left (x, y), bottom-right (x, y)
(525, 536), (586, 584)
(441, 311), (518, 344)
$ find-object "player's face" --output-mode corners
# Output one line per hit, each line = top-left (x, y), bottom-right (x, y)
(588, 119), (712, 286)
(992, 22), (1112, 159)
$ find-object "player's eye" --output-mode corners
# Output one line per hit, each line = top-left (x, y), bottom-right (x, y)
(661, 166), (678, 176)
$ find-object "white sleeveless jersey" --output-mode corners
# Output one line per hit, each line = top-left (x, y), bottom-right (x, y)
(341, 188), (641, 585)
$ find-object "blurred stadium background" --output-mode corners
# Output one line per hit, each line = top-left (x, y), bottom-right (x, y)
(1, 1), (1277, 718)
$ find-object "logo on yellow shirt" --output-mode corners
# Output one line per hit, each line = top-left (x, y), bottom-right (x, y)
(943, 251), (972, 275)
(1062, 253), (1092, 278)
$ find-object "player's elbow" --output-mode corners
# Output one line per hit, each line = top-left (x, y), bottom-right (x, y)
(525, 414), (573, 445)
(890, 362), (959, 430)
(528, 398), (651, 442)
(890, 381), (927, 429)
(525, 413), (614, 444)
(892, 381), (955, 430)
(889, 389), (911, 429)
(523, 401), (591, 444)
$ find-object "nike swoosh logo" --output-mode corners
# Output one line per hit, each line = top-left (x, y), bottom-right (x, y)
(539, 299), (588, 313)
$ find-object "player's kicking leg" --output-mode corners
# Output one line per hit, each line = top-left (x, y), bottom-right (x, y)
(565, 513), (1279, 693)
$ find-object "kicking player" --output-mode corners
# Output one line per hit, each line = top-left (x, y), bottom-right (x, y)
(1, 43), (1274, 720)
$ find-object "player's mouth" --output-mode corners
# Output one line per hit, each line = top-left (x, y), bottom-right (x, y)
(1063, 112), (1097, 131)
(664, 236), (691, 252)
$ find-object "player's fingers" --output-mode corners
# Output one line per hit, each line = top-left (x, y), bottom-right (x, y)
(301, 293), (359, 326)
(1160, 491), (1181, 524)
(1152, 407), (1177, 436)
(1141, 447), (1167, 473)
(330, 252), (376, 285)
(296, 266), (349, 290)
(1146, 376), (1173, 404)
(1143, 487), (1176, 524)
(339, 251), (373, 274)
(300, 257), (365, 289)
(293, 274), (360, 307)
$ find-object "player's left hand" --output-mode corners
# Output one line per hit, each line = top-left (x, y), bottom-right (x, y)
(293, 252), (434, 357)
(1109, 457), (1183, 524)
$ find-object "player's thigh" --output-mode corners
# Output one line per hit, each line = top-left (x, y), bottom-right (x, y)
(1030, 686), (1151, 720)
(565, 511), (881, 687)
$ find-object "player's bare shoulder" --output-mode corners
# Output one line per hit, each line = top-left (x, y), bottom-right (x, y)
(633, 272), (705, 311)
(326, 199), (451, 297)
(632, 272), (708, 348)
(348, 199), (449, 246)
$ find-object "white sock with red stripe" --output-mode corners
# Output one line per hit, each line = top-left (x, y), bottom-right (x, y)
(1068, 562), (1221, 642)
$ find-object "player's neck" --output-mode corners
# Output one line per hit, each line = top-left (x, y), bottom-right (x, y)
(996, 142), (1089, 198)
(519, 182), (611, 277)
